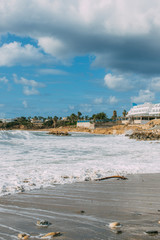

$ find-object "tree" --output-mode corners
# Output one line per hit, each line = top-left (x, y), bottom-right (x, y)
(33, 116), (38, 120)
(122, 109), (127, 117)
(53, 116), (58, 128)
(70, 113), (78, 122)
(77, 111), (82, 120)
(85, 115), (89, 120)
(112, 110), (117, 120)
(91, 112), (108, 121)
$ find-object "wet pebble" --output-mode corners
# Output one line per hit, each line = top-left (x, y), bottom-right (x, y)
(36, 220), (51, 227)
(109, 222), (121, 229)
(18, 233), (30, 239)
(16, 186), (25, 193)
(145, 230), (158, 236)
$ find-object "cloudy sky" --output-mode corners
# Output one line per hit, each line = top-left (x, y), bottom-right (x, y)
(1, 0), (160, 118)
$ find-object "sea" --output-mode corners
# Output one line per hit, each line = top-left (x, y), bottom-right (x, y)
(0, 130), (160, 196)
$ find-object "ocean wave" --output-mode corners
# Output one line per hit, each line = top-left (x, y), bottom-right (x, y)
(0, 130), (36, 140)
(0, 131), (160, 196)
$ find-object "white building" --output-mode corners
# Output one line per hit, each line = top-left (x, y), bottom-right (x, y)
(122, 102), (160, 124)
(0, 119), (13, 123)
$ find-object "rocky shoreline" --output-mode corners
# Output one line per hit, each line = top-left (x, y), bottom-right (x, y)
(127, 131), (160, 141)
(48, 119), (160, 141)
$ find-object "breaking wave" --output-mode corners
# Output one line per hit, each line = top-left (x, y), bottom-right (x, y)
(0, 130), (160, 196)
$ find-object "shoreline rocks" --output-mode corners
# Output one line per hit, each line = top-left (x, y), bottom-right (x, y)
(48, 131), (71, 136)
(127, 131), (160, 141)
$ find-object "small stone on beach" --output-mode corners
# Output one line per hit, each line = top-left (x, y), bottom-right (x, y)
(18, 233), (30, 239)
(145, 230), (158, 236)
(41, 232), (61, 238)
(36, 220), (51, 227)
(109, 222), (121, 229)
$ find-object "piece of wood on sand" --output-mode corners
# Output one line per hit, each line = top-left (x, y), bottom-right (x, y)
(95, 175), (128, 181)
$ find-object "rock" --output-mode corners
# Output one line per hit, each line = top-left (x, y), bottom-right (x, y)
(41, 232), (61, 238)
(23, 179), (30, 183)
(80, 210), (85, 214)
(128, 130), (160, 141)
(109, 222), (121, 229)
(18, 233), (30, 239)
(48, 131), (70, 136)
(16, 186), (25, 193)
(76, 210), (85, 214)
(84, 177), (91, 181)
(145, 230), (158, 236)
(36, 220), (51, 227)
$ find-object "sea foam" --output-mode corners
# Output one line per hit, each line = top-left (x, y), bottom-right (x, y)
(0, 130), (160, 196)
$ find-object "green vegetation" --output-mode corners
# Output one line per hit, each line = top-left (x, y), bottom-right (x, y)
(0, 110), (126, 130)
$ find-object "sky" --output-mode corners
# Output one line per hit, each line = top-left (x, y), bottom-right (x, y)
(1, 0), (160, 118)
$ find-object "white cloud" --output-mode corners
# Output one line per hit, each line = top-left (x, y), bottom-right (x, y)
(79, 104), (92, 113)
(108, 96), (118, 104)
(13, 74), (44, 87)
(131, 89), (155, 103)
(0, 113), (5, 118)
(104, 73), (133, 91)
(0, 42), (46, 66)
(38, 37), (71, 60)
(0, 1), (160, 68)
(22, 100), (28, 108)
(94, 97), (103, 104)
(0, 77), (8, 84)
(39, 68), (68, 75)
(23, 86), (39, 96)
(69, 105), (75, 110)
(150, 77), (160, 91)
(0, 0), (160, 76)
(0, 0), (158, 37)
(13, 74), (44, 96)
(0, 104), (4, 107)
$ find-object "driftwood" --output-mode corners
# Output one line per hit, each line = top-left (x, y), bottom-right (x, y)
(95, 175), (128, 181)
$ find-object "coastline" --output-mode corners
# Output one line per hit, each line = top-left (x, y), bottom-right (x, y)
(2, 118), (160, 139)
(1, 173), (160, 239)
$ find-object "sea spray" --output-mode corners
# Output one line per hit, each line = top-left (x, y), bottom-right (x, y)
(0, 130), (160, 196)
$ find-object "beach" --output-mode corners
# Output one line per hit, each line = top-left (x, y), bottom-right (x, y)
(1, 130), (160, 239)
(0, 174), (160, 239)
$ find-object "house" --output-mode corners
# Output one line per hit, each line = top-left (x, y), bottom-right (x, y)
(77, 120), (118, 129)
(77, 120), (95, 129)
(0, 119), (14, 123)
(122, 102), (160, 124)
(31, 119), (43, 126)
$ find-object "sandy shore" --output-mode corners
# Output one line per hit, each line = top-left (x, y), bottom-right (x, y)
(0, 174), (160, 239)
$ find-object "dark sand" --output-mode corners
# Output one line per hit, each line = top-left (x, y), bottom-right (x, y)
(0, 174), (160, 240)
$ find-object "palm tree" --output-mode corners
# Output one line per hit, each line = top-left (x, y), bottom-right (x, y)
(53, 116), (58, 128)
(112, 110), (117, 120)
(122, 109), (127, 117)
(77, 111), (82, 120)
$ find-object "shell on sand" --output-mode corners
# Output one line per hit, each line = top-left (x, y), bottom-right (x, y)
(18, 233), (30, 239)
(41, 232), (61, 238)
(36, 220), (51, 227)
(109, 222), (121, 229)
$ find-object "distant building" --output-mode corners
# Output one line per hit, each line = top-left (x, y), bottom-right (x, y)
(0, 119), (13, 123)
(77, 120), (95, 129)
(62, 117), (68, 121)
(77, 120), (118, 129)
(122, 102), (160, 124)
(31, 119), (43, 125)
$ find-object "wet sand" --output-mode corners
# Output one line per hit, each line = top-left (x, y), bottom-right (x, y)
(0, 174), (160, 240)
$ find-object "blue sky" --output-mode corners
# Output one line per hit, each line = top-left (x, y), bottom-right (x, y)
(1, 0), (160, 118)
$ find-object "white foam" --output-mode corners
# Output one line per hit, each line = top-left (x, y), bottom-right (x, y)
(0, 130), (160, 196)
